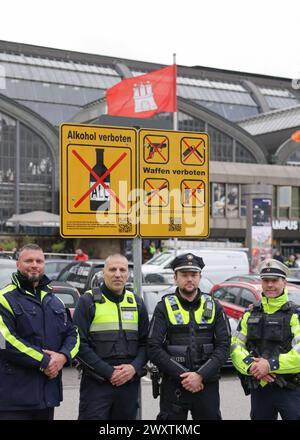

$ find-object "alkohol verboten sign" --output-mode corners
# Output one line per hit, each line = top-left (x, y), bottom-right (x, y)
(60, 124), (209, 238)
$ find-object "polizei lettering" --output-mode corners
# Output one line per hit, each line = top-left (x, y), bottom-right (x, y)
(67, 130), (96, 141)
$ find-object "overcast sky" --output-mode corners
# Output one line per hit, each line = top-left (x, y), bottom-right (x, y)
(1, 0), (300, 79)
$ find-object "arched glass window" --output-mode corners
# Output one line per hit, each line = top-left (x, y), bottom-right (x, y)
(178, 111), (206, 132)
(0, 112), (16, 221)
(0, 111), (54, 226)
(235, 141), (257, 163)
(208, 125), (233, 161)
(19, 123), (53, 213)
(176, 112), (257, 163)
(286, 147), (300, 166)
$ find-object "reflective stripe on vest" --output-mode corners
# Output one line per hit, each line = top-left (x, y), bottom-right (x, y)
(164, 294), (215, 325)
(89, 290), (138, 333)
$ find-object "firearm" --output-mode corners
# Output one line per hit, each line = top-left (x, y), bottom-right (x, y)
(146, 143), (167, 158)
(148, 364), (162, 399)
(273, 375), (288, 388)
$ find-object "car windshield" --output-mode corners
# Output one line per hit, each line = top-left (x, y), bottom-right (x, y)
(145, 252), (173, 265)
(54, 292), (76, 308)
(200, 277), (214, 294)
(288, 290), (300, 305)
(0, 268), (14, 288)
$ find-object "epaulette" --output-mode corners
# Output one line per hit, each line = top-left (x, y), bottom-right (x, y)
(162, 292), (176, 301)
(280, 301), (298, 313)
(245, 303), (262, 314)
(91, 287), (106, 303)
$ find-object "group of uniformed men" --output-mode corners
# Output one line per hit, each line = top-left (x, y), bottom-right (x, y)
(0, 244), (299, 420)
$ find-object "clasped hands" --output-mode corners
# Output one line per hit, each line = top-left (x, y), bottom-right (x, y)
(110, 364), (136, 387)
(249, 357), (275, 383)
(180, 371), (204, 393)
(42, 349), (67, 379)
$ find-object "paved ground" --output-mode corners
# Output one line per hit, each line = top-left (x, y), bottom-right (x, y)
(55, 367), (251, 420)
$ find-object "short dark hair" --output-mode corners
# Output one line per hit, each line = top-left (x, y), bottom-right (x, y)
(18, 244), (43, 258)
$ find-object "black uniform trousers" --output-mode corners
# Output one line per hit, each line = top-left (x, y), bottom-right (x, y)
(158, 376), (222, 420)
(250, 385), (300, 420)
(0, 408), (54, 420)
(78, 374), (139, 420)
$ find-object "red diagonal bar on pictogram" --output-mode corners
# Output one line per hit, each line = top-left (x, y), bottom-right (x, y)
(72, 149), (127, 209)
(183, 181), (203, 203)
(182, 139), (204, 163)
(146, 179), (167, 205)
(145, 136), (167, 161)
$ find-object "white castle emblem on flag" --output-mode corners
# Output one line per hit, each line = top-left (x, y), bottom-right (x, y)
(133, 81), (158, 113)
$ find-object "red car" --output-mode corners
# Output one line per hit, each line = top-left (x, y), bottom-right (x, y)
(211, 281), (300, 323)
(50, 282), (80, 317)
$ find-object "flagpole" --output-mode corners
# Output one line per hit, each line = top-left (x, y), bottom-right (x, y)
(173, 53), (178, 131)
(173, 53), (178, 256)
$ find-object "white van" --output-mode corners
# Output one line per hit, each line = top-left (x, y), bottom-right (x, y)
(142, 249), (249, 285)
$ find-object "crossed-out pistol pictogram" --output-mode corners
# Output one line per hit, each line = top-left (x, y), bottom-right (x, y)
(144, 135), (169, 164)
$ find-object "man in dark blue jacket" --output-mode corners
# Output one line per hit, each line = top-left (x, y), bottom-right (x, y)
(0, 244), (80, 420)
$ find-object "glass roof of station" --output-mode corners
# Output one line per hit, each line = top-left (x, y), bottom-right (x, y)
(0, 49), (299, 126)
(132, 70), (259, 121)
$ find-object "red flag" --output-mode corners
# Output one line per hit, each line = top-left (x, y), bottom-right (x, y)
(106, 65), (177, 118)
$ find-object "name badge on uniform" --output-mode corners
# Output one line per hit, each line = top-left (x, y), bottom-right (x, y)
(122, 311), (134, 320)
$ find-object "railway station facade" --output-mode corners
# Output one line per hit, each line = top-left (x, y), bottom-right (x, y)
(0, 40), (300, 256)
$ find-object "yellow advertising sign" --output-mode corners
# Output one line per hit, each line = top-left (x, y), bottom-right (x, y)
(139, 129), (209, 238)
(60, 124), (137, 237)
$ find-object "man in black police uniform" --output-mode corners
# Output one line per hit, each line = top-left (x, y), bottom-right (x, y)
(73, 254), (149, 420)
(147, 253), (231, 420)
(231, 258), (300, 419)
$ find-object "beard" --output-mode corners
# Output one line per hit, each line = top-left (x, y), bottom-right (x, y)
(179, 287), (198, 297)
(27, 273), (43, 283)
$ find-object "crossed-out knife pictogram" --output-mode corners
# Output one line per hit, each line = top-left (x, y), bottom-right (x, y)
(182, 138), (204, 163)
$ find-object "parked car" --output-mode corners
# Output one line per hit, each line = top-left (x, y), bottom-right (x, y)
(210, 281), (300, 331)
(226, 273), (300, 286)
(0, 260), (79, 317)
(290, 268), (300, 279)
(0, 253), (12, 259)
(50, 281), (80, 317)
(57, 259), (172, 315)
(142, 249), (249, 285)
(44, 259), (73, 281)
(142, 276), (214, 320)
(56, 259), (134, 294)
(0, 260), (17, 288)
(56, 258), (216, 320)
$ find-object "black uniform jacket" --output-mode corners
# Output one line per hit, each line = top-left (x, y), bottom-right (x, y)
(73, 283), (149, 380)
(147, 289), (230, 382)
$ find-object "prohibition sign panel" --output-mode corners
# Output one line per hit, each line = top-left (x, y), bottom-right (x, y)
(180, 137), (206, 166)
(60, 123), (137, 237)
(139, 129), (209, 238)
(143, 134), (169, 164)
(143, 178), (169, 207)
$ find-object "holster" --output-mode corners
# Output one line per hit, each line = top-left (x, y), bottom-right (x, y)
(238, 374), (259, 395)
(83, 367), (106, 384)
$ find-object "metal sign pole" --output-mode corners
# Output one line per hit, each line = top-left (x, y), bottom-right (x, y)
(132, 236), (143, 419)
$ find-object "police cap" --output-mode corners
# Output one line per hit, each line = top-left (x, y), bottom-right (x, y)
(170, 253), (205, 273)
(259, 258), (290, 280)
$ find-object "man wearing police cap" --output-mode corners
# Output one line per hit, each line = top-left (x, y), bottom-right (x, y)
(147, 253), (231, 420)
(231, 258), (300, 419)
